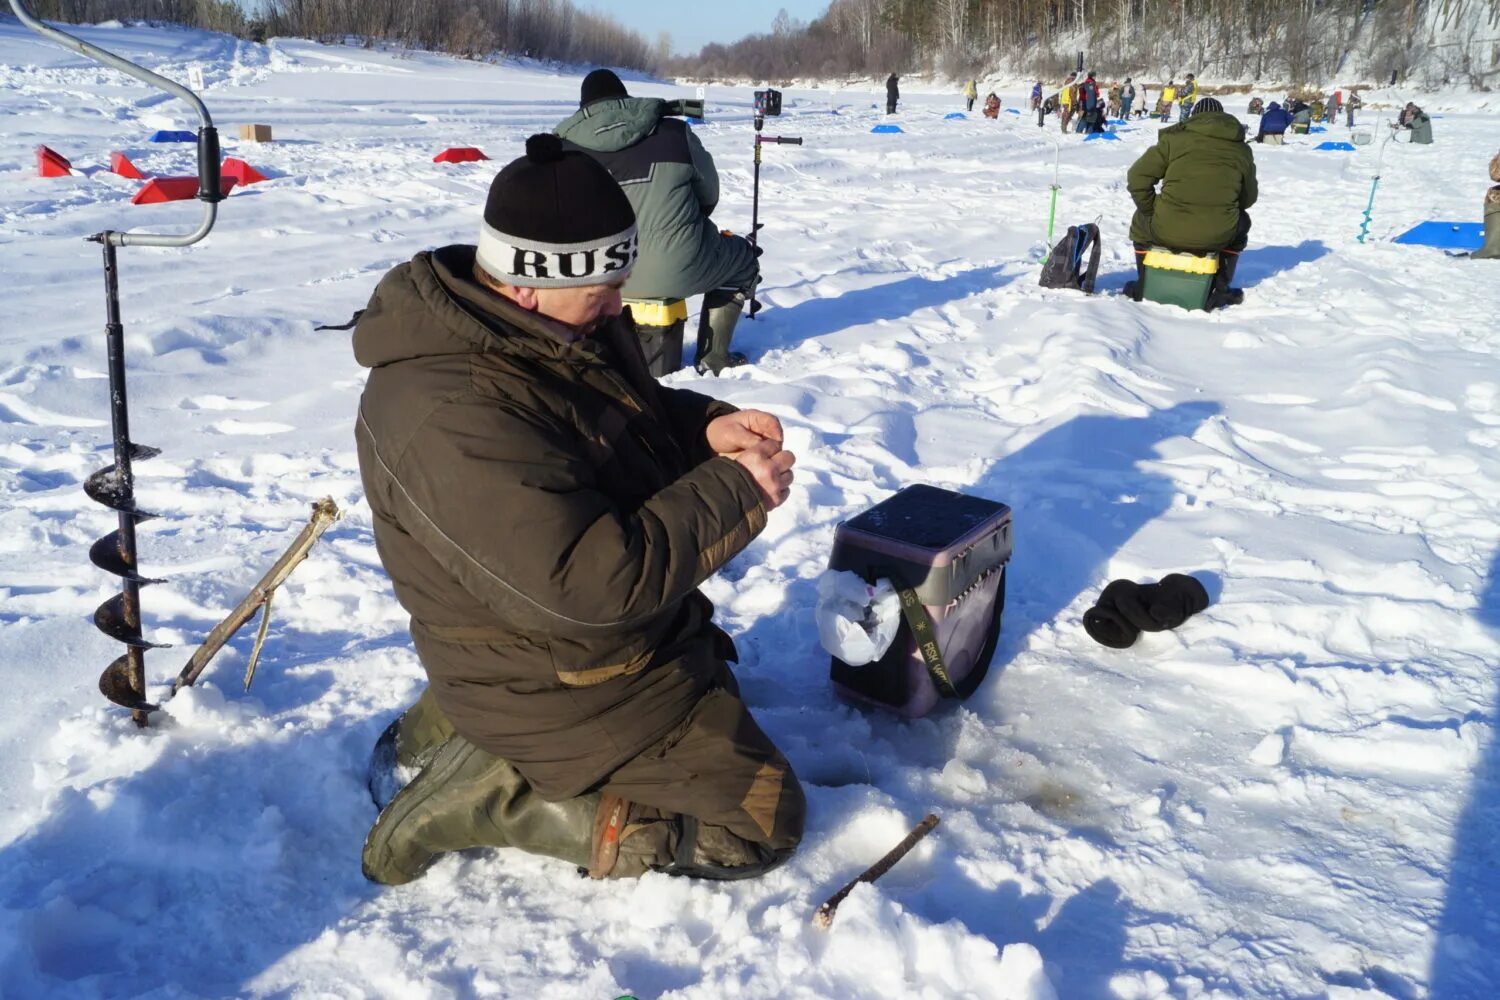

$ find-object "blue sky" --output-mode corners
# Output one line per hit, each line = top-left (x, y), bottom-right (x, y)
(581, 0), (830, 56)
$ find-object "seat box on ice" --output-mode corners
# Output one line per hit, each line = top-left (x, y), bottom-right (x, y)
(828, 484), (1012, 717)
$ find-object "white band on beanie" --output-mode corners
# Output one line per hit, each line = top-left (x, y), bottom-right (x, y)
(476, 221), (638, 289)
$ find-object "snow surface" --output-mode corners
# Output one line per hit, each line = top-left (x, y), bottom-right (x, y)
(2, 20), (1499, 1000)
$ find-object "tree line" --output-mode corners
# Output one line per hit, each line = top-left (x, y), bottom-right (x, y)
(669, 0), (1499, 89)
(17, 0), (659, 72)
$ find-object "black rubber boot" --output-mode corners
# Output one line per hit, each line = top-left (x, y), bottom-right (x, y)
(1209, 252), (1244, 309)
(1123, 248), (1147, 301)
(694, 289), (750, 376)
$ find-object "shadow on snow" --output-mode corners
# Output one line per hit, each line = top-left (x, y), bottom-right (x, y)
(1429, 546), (1500, 998)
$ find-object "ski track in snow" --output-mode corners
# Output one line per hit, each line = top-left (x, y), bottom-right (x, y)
(2, 20), (1499, 1000)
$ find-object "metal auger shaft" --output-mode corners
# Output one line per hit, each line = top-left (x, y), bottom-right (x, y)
(87, 239), (167, 726)
(9, 0), (225, 725)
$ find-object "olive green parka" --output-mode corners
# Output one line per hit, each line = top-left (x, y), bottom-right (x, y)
(1127, 110), (1258, 251)
(353, 245), (767, 799)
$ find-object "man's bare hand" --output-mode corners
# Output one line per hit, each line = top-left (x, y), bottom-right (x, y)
(706, 410), (783, 456)
(731, 439), (796, 510)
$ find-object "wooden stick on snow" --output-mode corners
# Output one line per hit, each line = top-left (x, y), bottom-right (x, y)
(812, 813), (940, 930)
(172, 497), (341, 695)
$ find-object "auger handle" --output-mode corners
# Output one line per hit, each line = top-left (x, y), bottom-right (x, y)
(9, 0), (220, 247)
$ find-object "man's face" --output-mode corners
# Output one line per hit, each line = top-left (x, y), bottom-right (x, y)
(533, 279), (625, 335)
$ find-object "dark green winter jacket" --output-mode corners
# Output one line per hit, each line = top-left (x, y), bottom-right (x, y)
(1127, 111), (1258, 251)
(353, 245), (767, 799)
(556, 97), (756, 300)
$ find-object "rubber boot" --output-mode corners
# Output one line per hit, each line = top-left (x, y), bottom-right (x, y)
(367, 686), (457, 809)
(1473, 202), (1500, 260)
(1123, 247), (1147, 301)
(693, 289), (750, 376)
(1209, 252), (1244, 309)
(362, 734), (598, 885)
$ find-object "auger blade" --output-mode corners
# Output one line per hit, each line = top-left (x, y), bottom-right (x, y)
(98, 655), (159, 713)
(84, 443), (161, 518)
(89, 531), (166, 583)
(94, 593), (172, 649)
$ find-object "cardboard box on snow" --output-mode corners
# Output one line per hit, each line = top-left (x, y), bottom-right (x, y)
(238, 124), (273, 142)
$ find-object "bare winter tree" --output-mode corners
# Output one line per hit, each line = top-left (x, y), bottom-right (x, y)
(20, 0), (659, 72)
(668, 0), (1499, 89)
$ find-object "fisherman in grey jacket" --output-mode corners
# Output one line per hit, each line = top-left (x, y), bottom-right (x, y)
(557, 69), (758, 375)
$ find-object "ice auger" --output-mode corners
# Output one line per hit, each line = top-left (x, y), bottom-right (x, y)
(746, 88), (803, 319)
(9, 0), (225, 725)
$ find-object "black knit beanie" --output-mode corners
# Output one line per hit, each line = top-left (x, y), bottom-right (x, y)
(580, 68), (628, 107)
(1194, 96), (1224, 114)
(476, 134), (638, 289)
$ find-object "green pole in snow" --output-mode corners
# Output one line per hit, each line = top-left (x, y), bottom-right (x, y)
(1357, 175), (1380, 244)
(1357, 123), (1395, 245)
(1042, 134), (1062, 261)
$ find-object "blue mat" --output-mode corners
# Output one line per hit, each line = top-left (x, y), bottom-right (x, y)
(1315, 141), (1356, 151)
(944, 112), (966, 120)
(1393, 221), (1484, 250)
(1108, 118), (1130, 125)
(1084, 131), (1121, 141)
(870, 124), (904, 134)
(1006, 108), (1021, 114)
(150, 129), (196, 143)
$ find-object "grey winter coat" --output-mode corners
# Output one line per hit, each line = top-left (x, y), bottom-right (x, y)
(556, 97), (757, 301)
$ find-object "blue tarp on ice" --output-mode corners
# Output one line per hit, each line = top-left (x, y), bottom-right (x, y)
(944, 112), (966, 120)
(871, 124), (904, 134)
(149, 130), (196, 143)
(1315, 141), (1356, 151)
(1084, 131), (1121, 141)
(1006, 108), (1021, 114)
(1393, 221), (1485, 250)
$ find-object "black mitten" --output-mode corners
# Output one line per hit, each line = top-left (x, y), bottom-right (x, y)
(1141, 573), (1210, 630)
(1083, 579), (1147, 648)
(1083, 574), (1211, 648)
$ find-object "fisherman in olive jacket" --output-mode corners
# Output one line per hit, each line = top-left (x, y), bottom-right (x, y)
(556, 69), (758, 375)
(354, 134), (804, 886)
(1126, 97), (1258, 306)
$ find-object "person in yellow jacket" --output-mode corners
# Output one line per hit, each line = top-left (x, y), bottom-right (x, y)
(963, 79), (978, 112)
(1177, 73), (1200, 121)
(1059, 72), (1077, 132)
(1160, 80), (1177, 121)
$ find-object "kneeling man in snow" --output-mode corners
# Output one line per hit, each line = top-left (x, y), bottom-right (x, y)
(351, 134), (805, 885)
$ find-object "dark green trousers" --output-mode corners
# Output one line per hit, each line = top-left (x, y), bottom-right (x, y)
(602, 673), (805, 875)
(384, 668), (804, 878)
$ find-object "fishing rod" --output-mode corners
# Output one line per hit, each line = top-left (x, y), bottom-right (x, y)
(10, 0), (225, 725)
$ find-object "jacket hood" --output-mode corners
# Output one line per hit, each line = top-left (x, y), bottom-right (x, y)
(1170, 110), (1246, 143)
(352, 245), (593, 369)
(555, 96), (667, 152)
(1268, 101), (1282, 111)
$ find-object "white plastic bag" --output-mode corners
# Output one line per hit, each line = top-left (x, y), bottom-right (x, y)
(815, 570), (901, 666)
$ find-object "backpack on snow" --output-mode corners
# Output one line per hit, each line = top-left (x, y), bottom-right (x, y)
(1039, 223), (1102, 293)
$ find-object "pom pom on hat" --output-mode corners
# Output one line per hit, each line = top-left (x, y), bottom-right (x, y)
(526, 132), (564, 163)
